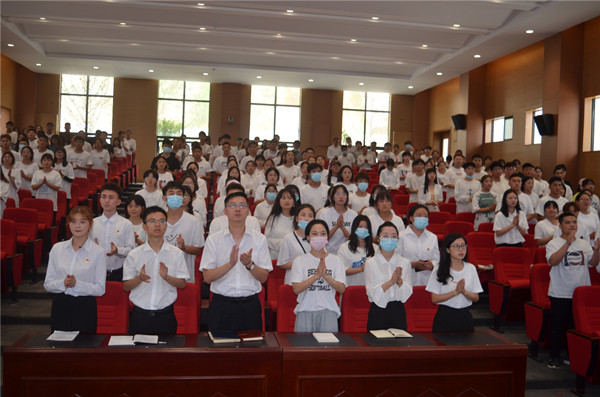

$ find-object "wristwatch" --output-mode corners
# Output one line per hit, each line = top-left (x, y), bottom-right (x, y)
(246, 262), (256, 271)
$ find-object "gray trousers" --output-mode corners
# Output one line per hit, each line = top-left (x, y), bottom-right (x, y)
(294, 309), (338, 332)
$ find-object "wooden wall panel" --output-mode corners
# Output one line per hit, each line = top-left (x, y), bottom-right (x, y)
(390, 94), (414, 147)
(300, 88), (343, 156)
(35, 73), (60, 128)
(1, 54), (17, 123)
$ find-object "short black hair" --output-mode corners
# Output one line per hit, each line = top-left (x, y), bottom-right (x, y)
(548, 176), (562, 185)
(225, 182), (245, 195)
(143, 169), (158, 180)
(224, 191), (249, 205)
(162, 180), (183, 196)
(307, 163), (323, 173)
(463, 161), (475, 169)
(558, 211), (576, 224)
(100, 182), (122, 198)
(142, 206), (167, 223)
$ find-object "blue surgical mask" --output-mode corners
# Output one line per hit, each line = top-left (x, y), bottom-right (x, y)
(466, 174), (474, 179)
(358, 182), (369, 192)
(311, 172), (322, 182)
(413, 217), (429, 230)
(405, 144), (412, 150)
(266, 192), (277, 201)
(355, 227), (370, 239)
(166, 195), (183, 210)
(298, 220), (309, 231)
(163, 147), (172, 154)
(380, 238), (398, 252)
(18, 144), (26, 151)
(342, 151), (347, 156)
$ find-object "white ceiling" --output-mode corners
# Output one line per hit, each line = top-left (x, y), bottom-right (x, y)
(2, 1), (600, 94)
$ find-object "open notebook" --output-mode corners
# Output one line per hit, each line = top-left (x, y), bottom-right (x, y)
(369, 328), (413, 339)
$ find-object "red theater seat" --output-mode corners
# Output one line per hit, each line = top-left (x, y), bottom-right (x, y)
(478, 222), (494, 233)
(405, 286), (438, 333)
(267, 261), (284, 313)
(0, 219), (23, 298)
(443, 221), (474, 237)
(3, 208), (43, 280)
(276, 284), (297, 332)
(174, 283), (200, 334)
(524, 264), (551, 358)
(340, 286), (370, 333)
(20, 198), (58, 254)
(454, 212), (475, 224)
(96, 281), (129, 334)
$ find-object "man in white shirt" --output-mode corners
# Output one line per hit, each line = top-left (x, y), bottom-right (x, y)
(162, 181), (205, 283)
(240, 141), (259, 172)
(5, 121), (17, 145)
(212, 141), (232, 176)
(356, 146), (375, 171)
(122, 129), (136, 155)
(377, 142), (395, 169)
(397, 151), (412, 186)
(445, 153), (465, 202)
(33, 135), (54, 166)
(26, 128), (38, 150)
(536, 177), (570, 219)
(338, 146), (355, 167)
(262, 140), (279, 161)
(1, 133), (21, 162)
(545, 212), (600, 368)
(490, 161), (509, 200)
(406, 159), (426, 203)
(472, 154), (486, 180)
(92, 183), (136, 281)
(123, 206), (188, 335)
(455, 162), (481, 213)
(182, 143), (211, 177)
(495, 173), (535, 221)
(420, 146), (432, 163)
(327, 137), (343, 160)
(67, 136), (93, 178)
(201, 191), (272, 333)
(300, 163), (330, 211)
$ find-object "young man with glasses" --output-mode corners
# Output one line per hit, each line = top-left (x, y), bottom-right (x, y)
(123, 206), (188, 335)
(201, 191), (272, 333)
(162, 181), (204, 283)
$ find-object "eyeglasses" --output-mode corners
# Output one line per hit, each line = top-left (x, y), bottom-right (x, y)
(146, 219), (167, 225)
(450, 244), (467, 250)
(227, 203), (249, 209)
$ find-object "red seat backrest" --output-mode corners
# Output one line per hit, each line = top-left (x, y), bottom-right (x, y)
(478, 222), (494, 233)
(466, 232), (496, 266)
(56, 191), (68, 218)
(72, 178), (90, 201)
(393, 195), (409, 206)
(529, 263), (550, 307)
(1, 219), (17, 256)
(20, 198), (54, 228)
(87, 173), (98, 195)
(572, 286), (600, 335)
(443, 221), (474, 236)
(439, 203), (456, 215)
(340, 286), (370, 332)
(267, 260), (285, 308)
(3, 208), (38, 240)
(96, 281), (130, 334)
(276, 284), (297, 332)
(534, 246), (546, 264)
(17, 189), (32, 202)
(590, 267), (600, 286)
(429, 211), (451, 225)
(493, 247), (531, 283)
(5, 197), (15, 208)
(405, 286), (438, 332)
(174, 283), (199, 334)
(454, 212), (475, 224)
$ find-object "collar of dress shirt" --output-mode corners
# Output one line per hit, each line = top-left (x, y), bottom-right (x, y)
(100, 213), (118, 223)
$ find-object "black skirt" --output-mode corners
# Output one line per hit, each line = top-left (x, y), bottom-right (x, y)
(432, 305), (474, 332)
(50, 294), (97, 333)
(367, 301), (407, 331)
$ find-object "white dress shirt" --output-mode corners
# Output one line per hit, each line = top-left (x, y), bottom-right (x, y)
(417, 184), (444, 212)
(493, 210), (529, 245)
(327, 145), (343, 160)
(277, 231), (310, 285)
(209, 214), (261, 235)
(455, 178), (481, 213)
(406, 173), (425, 203)
(44, 238), (106, 297)
(165, 212), (205, 282)
(426, 262), (483, 309)
(200, 228), (273, 297)
(399, 227), (440, 286)
(265, 214), (295, 260)
(91, 213), (136, 272)
(364, 251), (413, 308)
(123, 241), (190, 310)
(380, 168), (401, 190)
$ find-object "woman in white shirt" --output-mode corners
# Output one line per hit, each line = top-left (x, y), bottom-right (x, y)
(31, 153), (61, 211)
(426, 233), (483, 332)
(154, 157), (174, 190)
(337, 215), (377, 286)
(255, 183), (278, 228)
(265, 187), (296, 259)
(180, 171), (207, 229)
(535, 201), (559, 247)
(522, 176), (539, 227)
(217, 165), (241, 197)
(15, 146), (37, 192)
(418, 168), (443, 212)
(368, 190), (405, 238)
(362, 184), (387, 218)
(44, 206), (106, 333)
(291, 219), (347, 332)
(255, 167), (283, 204)
(336, 165), (357, 195)
(379, 159), (401, 190)
(326, 160), (341, 186)
(576, 190), (599, 244)
(349, 171), (371, 213)
(277, 151), (300, 186)
(399, 204), (440, 286)
(1, 151), (21, 206)
(493, 190), (528, 247)
(126, 195), (147, 246)
(53, 147), (75, 202)
(136, 170), (165, 209)
(472, 175), (497, 231)
(185, 163), (208, 199)
(317, 184), (358, 254)
(436, 160), (449, 196)
(292, 161), (309, 188)
(277, 204), (315, 284)
(364, 221), (412, 331)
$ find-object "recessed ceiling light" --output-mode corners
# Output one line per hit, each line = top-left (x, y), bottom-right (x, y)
(286, 9), (294, 13)
(371, 16), (379, 20)
(408, 85), (414, 89)
(308, 79), (314, 82)
(93, 66), (99, 70)
(330, 56), (339, 60)
(436, 72), (443, 76)
(421, 44), (428, 48)
(266, 51), (275, 55)
(350, 38), (357, 43)
(275, 33), (282, 38)
(7, 43), (14, 47)
(148, 69), (154, 73)
(39, 17), (46, 20)
(453, 24), (461, 28)
(120, 22), (127, 26)
(36, 63), (42, 67)
(202, 72), (208, 76)
(474, 54), (481, 59)
(256, 75), (262, 79)
(197, 2), (205, 6)
(60, 39), (69, 42)
(358, 82), (365, 86)
(130, 43), (139, 46)
(199, 27), (206, 31)
(525, 29), (534, 34)
(395, 61), (403, 65)
(198, 47), (208, 50)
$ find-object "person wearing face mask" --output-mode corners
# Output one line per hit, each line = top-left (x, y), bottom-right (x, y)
(255, 184), (279, 228)
(454, 162), (481, 214)
(338, 145), (355, 167)
(291, 219), (347, 332)
(399, 205), (440, 286)
(162, 181), (204, 283)
(349, 172), (371, 213)
(337, 215), (377, 286)
(300, 163), (330, 211)
(265, 187), (297, 261)
(278, 204), (315, 284)
(364, 222), (413, 331)
(151, 138), (181, 177)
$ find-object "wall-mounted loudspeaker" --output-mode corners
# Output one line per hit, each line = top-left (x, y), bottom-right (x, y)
(451, 114), (466, 130)
(533, 114), (554, 136)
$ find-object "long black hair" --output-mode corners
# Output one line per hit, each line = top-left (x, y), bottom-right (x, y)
(327, 160), (341, 186)
(54, 147), (69, 167)
(437, 233), (467, 285)
(368, 184), (387, 207)
(329, 184), (349, 208)
(125, 195), (147, 219)
(499, 189), (521, 218)
(422, 167), (438, 194)
(293, 203), (316, 230)
(305, 219), (330, 241)
(338, 165), (354, 184)
(266, 186), (298, 228)
(348, 215), (375, 257)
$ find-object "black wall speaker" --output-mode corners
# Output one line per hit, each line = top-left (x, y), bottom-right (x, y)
(534, 114), (555, 136)
(451, 114), (466, 130)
